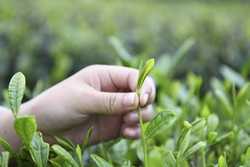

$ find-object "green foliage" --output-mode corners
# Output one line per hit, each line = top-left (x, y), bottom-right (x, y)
(145, 111), (178, 139)
(8, 72), (26, 117)
(29, 133), (49, 167)
(91, 154), (113, 167)
(0, 152), (9, 167)
(14, 116), (37, 148)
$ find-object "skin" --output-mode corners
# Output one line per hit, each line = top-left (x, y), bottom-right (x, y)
(0, 65), (156, 150)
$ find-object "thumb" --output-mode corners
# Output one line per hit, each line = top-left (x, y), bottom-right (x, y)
(92, 92), (139, 114)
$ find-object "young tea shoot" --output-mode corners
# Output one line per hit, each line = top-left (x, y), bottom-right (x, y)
(136, 58), (155, 167)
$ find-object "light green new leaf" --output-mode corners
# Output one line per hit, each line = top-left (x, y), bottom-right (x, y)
(137, 58), (155, 90)
(52, 144), (78, 167)
(76, 145), (83, 167)
(8, 72), (26, 116)
(121, 160), (131, 167)
(0, 152), (9, 167)
(91, 154), (113, 167)
(55, 136), (75, 151)
(164, 151), (176, 167)
(145, 111), (177, 139)
(82, 127), (93, 151)
(0, 137), (14, 155)
(30, 133), (49, 167)
(184, 141), (207, 158)
(218, 155), (228, 167)
(177, 126), (192, 157)
(14, 116), (37, 148)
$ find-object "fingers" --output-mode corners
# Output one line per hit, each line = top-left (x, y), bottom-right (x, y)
(90, 91), (139, 114)
(121, 124), (140, 139)
(123, 105), (154, 125)
(139, 76), (156, 106)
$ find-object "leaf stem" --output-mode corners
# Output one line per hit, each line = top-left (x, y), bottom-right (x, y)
(137, 91), (148, 167)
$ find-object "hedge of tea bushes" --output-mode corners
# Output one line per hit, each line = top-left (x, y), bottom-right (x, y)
(0, 0), (250, 93)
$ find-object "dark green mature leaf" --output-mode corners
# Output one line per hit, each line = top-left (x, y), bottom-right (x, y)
(0, 137), (14, 155)
(30, 133), (49, 167)
(184, 141), (207, 158)
(145, 111), (177, 139)
(218, 155), (228, 167)
(52, 144), (78, 167)
(8, 72), (26, 116)
(0, 152), (9, 167)
(14, 116), (37, 148)
(137, 58), (155, 90)
(91, 154), (113, 167)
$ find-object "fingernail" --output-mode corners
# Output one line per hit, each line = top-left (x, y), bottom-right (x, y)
(140, 93), (149, 107)
(123, 93), (136, 108)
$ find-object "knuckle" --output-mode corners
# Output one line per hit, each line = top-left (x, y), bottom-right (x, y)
(104, 94), (117, 113)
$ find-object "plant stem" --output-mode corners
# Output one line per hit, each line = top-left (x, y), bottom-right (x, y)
(137, 91), (148, 167)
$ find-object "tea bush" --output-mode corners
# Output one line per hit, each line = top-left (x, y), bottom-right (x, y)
(1, 37), (250, 166)
(1, 0), (250, 166)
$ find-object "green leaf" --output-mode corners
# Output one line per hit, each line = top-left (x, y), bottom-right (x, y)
(220, 65), (246, 87)
(207, 114), (219, 132)
(52, 144), (78, 167)
(184, 141), (207, 158)
(55, 136), (75, 151)
(0, 152), (9, 167)
(109, 36), (132, 63)
(14, 116), (37, 148)
(8, 72), (26, 117)
(218, 155), (228, 167)
(137, 58), (155, 90)
(30, 133), (50, 167)
(0, 137), (14, 155)
(164, 151), (176, 167)
(75, 145), (83, 167)
(121, 160), (131, 167)
(177, 126), (192, 157)
(91, 154), (113, 167)
(82, 127), (93, 151)
(145, 111), (178, 139)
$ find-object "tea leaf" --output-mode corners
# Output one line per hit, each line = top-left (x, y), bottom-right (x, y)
(8, 72), (26, 117)
(207, 114), (219, 132)
(82, 127), (93, 151)
(177, 126), (192, 157)
(52, 144), (78, 167)
(55, 136), (75, 151)
(121, 160), (131, 167)
(91, 154), (113, 167)
(76, 145), (83, 167)
(164, 151), (176, 167)
(0, 152), (9, 167)
(184, 141), (207, 158)
(0, 137), (14, 155)
(145, 111), (177, 139)
(218, 155), (228, 167)
(137, 58), (155, 90)
(30, 133), (49, 167)
(14, 116), (37, 148)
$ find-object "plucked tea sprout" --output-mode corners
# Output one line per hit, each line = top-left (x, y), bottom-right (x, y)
(136, 58), (155, 167)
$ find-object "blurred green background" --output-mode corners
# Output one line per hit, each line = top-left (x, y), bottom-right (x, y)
(0, 0), (250, 96)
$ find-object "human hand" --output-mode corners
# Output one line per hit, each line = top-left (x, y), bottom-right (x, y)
(18, 65), (156, 145)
